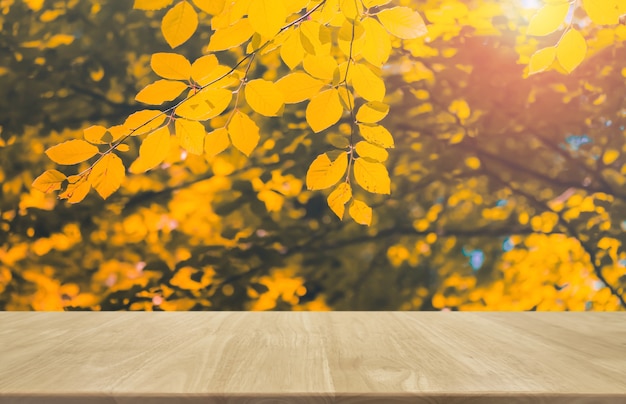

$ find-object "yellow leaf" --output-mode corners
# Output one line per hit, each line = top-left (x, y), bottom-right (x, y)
(356, 101), (389, 123)
(355, 141), (388, 162)
(361, 18), (391, 67)
(208, 18), (254, 51)
(340, 0), (364, 20)
(354, 158), (390, 194)
(134, 0), (173, 10)
(32, 170), (66, 193)
(311, 0), (342, 25)
(448, 99), (470, 120)
(195, 64), (236, 88)
(161, 1), (198, 48)
(306, 88), (343, 133)
(175, 119), (206, 155)
(204, 127), (230, 157)
(338, 20), (365, 58)
(556, 29), (587, 73)
(129, 126), (171, 173)
(327, 182), (352, 219)
(349, 199), (372, 226)
(107, 125), (127, 142)
(192, 0), (225, 14)
(284, 0), (309, 15)
(175, 88), (232, 120)
(135, 79), (187, 104)
(210, 0), (250, 29)
(151, 52), (191, 80)
(299, 21), (332, 55)
(358, 124), (394, 148)
(582, 0), (621, 25)
(190, 54), (218, 85)
(89, 153), (125, 199)
(123, 110), (167, 136)
(280, 28), (305, 69)
(59, 176), (91, 204)
(603, 149), (619, 165)
(527, 1), (569, 36)
(337, 86), (355, 111)
(248, 0), (287, 38)
(306, 152), (348, 190)
(46, 139), (100, 165)
(228, 111), (259, 156)
(275, 72), (324, 104)
(528, 47), (556, 75)
(83, 125), (108, 144)
(376, 6), (427, 39)
(351, 62), (385, 102)
(303, 54), (338, 80)
(244, 79), (285, 117)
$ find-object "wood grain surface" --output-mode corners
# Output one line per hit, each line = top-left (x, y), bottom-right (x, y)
(0, 312), (624, 403)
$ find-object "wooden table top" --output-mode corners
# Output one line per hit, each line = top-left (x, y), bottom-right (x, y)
(0, 312), (624, 403)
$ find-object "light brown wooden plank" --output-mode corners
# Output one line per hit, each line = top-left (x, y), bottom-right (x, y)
(0, 312), (624, 403)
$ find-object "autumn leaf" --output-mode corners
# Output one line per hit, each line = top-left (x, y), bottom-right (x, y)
(129, 126), (171, 173)
(123, 110), (166, 136)
(135, 79), (187, 104)
(275, 72), (324, 104)
(306, 152), (348, 190)
(306, 88), (343, 133)
(528, 47), (556, 75)
(351, 62), (385, 102)
(353, 158), (391, 194)
(58, 175), (91, 204)
(32, 169), (66, 193)
(228, 111), (260, 156)
(355, 141), (388, 162)
(175, 88), (232, 120)
(376, 6), (427, 39)
(83, 125), (108, 144)
(349, 199), (373, 226)
(204, 127), (230, 157)
(361, 18), (392, 67)
(208, 18), (254, 51)
(340, 0), (364, 20)
(582, 0), (621, 25)
(358, 124), (394, 148)
(190, 54), (218, 86)
(244, 79), (284, 117)
(356, 101), (389, 123)
(175, 118), (205, 155)
(46, 140), (100, 165)
(327, 182), (352, 219)
(303, 54), (338, 80)
(191, 0), (224, 15)
(161, 1), (198, 48)
(556, 29), (587, 73)
(89, 153), (125, 199)
(151, 52), (191, 80)
(280, 28), (305, 69)
(527, 1), (570, 36)
(248, 0), (287, 38)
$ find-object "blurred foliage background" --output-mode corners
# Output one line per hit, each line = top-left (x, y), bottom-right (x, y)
(1, 0), (625, 311)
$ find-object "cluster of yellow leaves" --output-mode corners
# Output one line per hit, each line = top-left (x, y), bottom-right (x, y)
(34, 0), (428, 225)
(527, 0), (626, 75)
